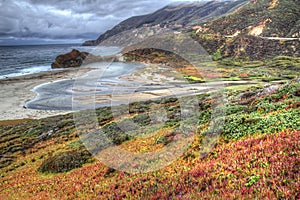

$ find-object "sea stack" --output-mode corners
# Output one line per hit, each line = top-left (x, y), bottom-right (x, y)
(51, 49), (90, 69)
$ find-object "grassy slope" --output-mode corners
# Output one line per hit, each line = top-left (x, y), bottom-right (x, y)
(0, 80), (299, 199)
(204, 0), (300, 37)
(125, 49), (300, 82)
(191, 0), (300, 60)
(1, 1), (299, 198)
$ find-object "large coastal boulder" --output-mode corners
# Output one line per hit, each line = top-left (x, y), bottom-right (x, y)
(51, 49), (90, 69)
(51, 49), (122, 68)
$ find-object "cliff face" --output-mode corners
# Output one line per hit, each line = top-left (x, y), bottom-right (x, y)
(82, 0), (249, 46)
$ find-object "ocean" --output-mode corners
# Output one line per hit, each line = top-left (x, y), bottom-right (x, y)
(0, 44), (122, 79)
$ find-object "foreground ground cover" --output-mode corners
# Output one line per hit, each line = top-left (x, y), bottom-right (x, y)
(0, 80), (299, 199)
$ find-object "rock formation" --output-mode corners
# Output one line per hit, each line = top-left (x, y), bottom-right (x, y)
(51, 49), (124, 68)
(51, 49), (90, 68)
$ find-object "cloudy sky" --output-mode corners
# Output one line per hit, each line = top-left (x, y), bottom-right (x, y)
(0, 0), (198, 45)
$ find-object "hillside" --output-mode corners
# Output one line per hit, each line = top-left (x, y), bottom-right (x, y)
(1, 0), (300, 199)
(192, 0), (300, 59)
(198, 0), (300, 37)
(1, 81), (299, 199)
(82, 0), (249, 46)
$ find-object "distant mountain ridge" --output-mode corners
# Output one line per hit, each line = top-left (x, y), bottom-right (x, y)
(83, 0), (250, 46)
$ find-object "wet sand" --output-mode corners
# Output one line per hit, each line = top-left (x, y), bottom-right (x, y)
(0, 68), (91, 120)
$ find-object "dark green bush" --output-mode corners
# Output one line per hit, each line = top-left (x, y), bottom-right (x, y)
(38, 149), (92, 173)
(101, 122), (131, 145)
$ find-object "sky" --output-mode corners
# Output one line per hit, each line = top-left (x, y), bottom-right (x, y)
(0, 0), (199, 45)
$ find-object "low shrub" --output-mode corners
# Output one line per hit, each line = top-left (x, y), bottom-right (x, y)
(38, 149), (92, 173)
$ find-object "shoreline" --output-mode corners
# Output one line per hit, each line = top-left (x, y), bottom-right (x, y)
(0, 62), (150, 120)
(0, 62), (260, 121)
(0, 68), (92, 121)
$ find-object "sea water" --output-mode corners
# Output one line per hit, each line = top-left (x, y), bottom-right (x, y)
(0, 44), (122, 79)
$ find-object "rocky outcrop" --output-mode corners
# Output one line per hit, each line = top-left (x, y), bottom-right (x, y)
(51, 49), (124, 68)
(51, 49), (90, 68)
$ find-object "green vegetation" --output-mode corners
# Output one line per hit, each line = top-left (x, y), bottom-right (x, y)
(203, 0), (300, 38)
(190, 0), (300, 60)
(245, 175), (261, 187)
(267, 56), (300, 70)
(38, 149), (92, 173)
(125, 47), (300, 83)
(197, 81), (300, 142)
(184, 75), (206, 83)
(215, 56), (300, 82)
(0, 79), (299, 199)
(212, 49), (222, 61)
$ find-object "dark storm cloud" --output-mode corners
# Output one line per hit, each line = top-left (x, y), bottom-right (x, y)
(0, 0), (189, 41)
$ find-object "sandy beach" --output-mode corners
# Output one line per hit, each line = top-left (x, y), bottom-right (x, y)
(0, 68), (91, 120)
